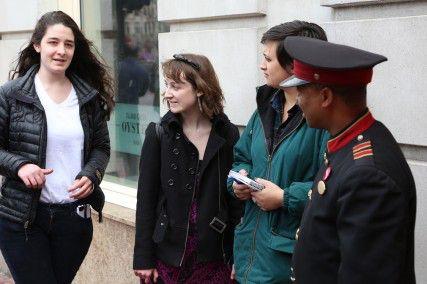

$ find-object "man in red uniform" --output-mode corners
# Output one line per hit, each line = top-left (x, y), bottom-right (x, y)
(280, 37), (416, 284)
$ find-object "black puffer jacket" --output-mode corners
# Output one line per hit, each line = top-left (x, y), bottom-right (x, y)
(0, 65), (110, 227)
(134, 111), (243, 269)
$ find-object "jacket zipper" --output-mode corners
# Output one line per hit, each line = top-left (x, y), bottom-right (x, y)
(243, 114), (304, 280)
(24, 220), (29, 241)
(218, 155), (226, 262)
(243, 210), (262, 282)
(270, 116), (304, 157)
(179, 159), (199, 266)
(24, 108), (48, 233)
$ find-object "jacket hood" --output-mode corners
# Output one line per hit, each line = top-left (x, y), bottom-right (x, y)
(255, 84), (283, 113)
(254, 84), (282, 141)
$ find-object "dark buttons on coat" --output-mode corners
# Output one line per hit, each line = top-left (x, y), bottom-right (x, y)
(175, 133), (181, 140)
(185, 184), (192, 191)
(188, 168), (195, 175)
(173, 148), (179, 155)
(171, 163), (178, 170)
(168, 179), (174, 186)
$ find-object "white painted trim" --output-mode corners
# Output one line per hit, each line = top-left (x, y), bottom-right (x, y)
(320, 0), (416, 8)
(158, 0), (266, 23)
(101, 181), (137, 210)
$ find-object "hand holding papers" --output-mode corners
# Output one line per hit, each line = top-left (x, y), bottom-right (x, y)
(228, 170), (265, 191)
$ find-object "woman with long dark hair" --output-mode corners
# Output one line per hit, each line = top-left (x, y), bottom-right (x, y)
(0, 11), (113, 283)
(133, 53), (242, 283)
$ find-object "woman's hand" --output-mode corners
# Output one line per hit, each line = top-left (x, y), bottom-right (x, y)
(232, 169), (252, 200)
(17, 164), (53, 189)
(68, 176), (93, 199)
(251, 178), (284, 211)
(134, 268), (158, 283)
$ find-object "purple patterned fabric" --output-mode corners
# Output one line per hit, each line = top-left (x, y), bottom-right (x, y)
(156, 201), (232, 283)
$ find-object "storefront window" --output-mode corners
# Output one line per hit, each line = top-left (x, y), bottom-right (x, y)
(81, 0), (169, 188)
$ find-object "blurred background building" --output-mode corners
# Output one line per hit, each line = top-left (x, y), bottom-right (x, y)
(0, 0), (426, 283)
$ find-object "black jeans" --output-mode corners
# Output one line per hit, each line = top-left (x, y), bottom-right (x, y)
(0, 202), (93, 284)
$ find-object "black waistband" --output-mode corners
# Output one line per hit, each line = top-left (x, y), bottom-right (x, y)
(38, 201), (83, 210)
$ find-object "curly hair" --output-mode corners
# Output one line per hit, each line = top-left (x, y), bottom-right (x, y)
(10, 11), (115, 117)
(162, 53), (224, 118)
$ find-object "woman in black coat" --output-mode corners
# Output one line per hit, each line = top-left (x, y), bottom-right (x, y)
(133, 53), (242, 283)
(0, 11), (113, 283)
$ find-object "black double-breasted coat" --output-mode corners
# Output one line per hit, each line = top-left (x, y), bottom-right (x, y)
(133, 111), (243, 269)
(292, 110), (416, 284)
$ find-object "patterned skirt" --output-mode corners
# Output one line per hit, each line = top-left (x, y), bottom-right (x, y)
(156, 201), (232, 284)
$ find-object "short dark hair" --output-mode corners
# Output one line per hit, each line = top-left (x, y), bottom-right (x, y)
(328, 85), (367, 107)
(299, 83), (367, 107)
(261, 20), (328, 69)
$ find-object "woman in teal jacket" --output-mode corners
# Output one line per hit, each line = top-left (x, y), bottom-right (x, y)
(230, 21), (328, 283)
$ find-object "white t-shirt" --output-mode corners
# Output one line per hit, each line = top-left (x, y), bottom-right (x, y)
(35, 75), (84, 204)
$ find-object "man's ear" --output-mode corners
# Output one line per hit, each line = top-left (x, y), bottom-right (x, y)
(33, 44), (41, 53)
(320, 87), (334, 108)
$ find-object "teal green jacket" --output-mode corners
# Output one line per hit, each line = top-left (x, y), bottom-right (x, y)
(230, 86), (328, 283)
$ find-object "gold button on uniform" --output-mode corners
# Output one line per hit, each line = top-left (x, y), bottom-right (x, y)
(295, 228), (300, 240)
(308, 189), (312, 200)
(318, 181), (326, 195)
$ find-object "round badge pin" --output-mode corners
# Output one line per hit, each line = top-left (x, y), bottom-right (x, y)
(318, 181), (326, 195)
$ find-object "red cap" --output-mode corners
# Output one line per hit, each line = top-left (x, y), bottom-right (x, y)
(293, 60), (373, 85)
(279, 37), (387, 88)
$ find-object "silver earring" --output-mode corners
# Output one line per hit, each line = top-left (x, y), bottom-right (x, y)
(198, 97), (203, 113)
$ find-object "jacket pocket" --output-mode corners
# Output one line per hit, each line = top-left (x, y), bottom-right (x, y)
(152, 211), (169, 244)
(269, 211), (299, 253)
(234, 215), (248, 233)
(152, 196), (168, 244)
(269, 230), (296, 254)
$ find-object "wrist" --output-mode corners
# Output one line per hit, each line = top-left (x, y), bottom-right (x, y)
(282, 188), (289, 209)
(277, 190), (284, 208)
